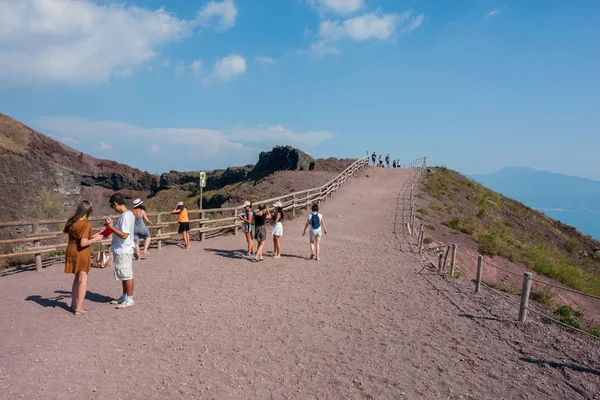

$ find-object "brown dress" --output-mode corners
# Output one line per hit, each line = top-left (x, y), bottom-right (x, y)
(64, 219), (93, 274)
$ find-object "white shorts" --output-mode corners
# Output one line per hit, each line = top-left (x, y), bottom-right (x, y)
(113, 252), (134, 281)
(272, 222), (283, 237)
(309, 229), (322, 241)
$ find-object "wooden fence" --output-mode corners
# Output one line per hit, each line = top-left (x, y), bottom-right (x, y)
(0, 156), (370, 271)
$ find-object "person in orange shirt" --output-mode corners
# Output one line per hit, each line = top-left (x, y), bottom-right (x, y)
(171, 201), (190, 249)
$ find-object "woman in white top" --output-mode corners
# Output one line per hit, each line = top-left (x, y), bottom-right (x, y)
(302, 203), (328, 261)
(269, 202), (284, 259)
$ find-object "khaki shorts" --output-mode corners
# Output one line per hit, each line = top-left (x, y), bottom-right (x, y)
(309, 229), (322, 241)
(113, 252), (134, 281)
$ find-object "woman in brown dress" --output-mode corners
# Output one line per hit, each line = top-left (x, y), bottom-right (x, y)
(63, 201), (104, 315)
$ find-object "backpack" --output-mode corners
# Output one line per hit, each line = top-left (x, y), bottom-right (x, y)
(310, 213), (321, 230)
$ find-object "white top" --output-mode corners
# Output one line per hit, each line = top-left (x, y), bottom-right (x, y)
(111, 210), (135, 254)
(308, 213), (323, 232)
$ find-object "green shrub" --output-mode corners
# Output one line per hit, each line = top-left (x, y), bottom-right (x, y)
(555, 305), (582, 318)
(563, 239), (579, 254)
(423, 237), (433, 245)
(445, 217), (462, 231)
(477, 231), (499, 256)
(417, 208), (428, 215)
(530, 286), (555, 304)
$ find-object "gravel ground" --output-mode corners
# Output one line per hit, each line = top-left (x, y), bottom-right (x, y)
(0, 168), (599, 400)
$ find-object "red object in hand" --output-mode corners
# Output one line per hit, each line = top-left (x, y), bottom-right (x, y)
(100, 226), (113, 238)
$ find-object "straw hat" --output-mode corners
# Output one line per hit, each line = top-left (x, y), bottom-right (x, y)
(133, 198), (143, 208)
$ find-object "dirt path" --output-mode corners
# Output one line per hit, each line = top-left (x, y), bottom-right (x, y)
(1, 168), (599, 399)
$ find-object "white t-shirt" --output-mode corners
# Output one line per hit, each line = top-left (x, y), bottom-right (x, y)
(308, 213), (323, 232)
(111, 210), (135, 254)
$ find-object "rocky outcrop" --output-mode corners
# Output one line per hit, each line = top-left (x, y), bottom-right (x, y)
(159, 165), (253, 190)
(252, 146), (315, 175)
(0, 113), (158, 222)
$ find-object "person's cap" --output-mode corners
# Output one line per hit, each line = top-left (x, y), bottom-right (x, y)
(272, 201), (283, 208)
(133, 198), (143, 208)
(243, 201), (251, 207)
(176, 201), (184, 206)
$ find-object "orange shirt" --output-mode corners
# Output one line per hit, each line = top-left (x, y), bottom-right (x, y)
(178, 208), (189, 223)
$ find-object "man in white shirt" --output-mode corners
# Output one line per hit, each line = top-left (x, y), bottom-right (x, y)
(106, 193), (136, 309)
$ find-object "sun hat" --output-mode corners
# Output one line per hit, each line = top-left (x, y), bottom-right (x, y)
(176, 201), (184, 206)
(133, 198), (143, 208)
(272, 201), (283, 208)
(243, 200), (251, 207)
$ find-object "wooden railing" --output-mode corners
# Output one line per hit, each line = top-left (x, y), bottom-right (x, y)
(0, 156), (370, 270)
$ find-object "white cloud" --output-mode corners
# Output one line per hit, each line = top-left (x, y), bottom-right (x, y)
(190, 59), (203, 75)
(309, 0), (365, 15)
(301, 10), (424, 56)
(34, 116), (335, 171)
(197, 0), (238, 31)
(486, 8), (503, 18)
(174, 61), (186, 77)
(0, 0), (204, 87)
(161, 60), (171, 68)
(256, 56), (275, 65)
(206, 54), (246, 84)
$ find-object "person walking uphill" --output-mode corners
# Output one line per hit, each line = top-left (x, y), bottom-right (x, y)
(371, 152), (376, 167)
(269, 202), (284, 258)
(302, 204), (328, 261)
(238, 201), (255, 256)
(63, 201), (105, 315)
(106, 193), (136, 309)
(386, 153), (391, 168)
(172, 201), (190, 249)
(132, 198), (152, 261)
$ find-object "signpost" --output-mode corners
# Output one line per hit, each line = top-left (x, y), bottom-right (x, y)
(199, 171), (207, 210)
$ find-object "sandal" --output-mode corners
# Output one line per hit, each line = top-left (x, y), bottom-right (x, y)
(73, 309), (88, 316)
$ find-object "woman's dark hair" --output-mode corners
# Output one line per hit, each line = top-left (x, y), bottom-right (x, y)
(258, 203), (266, 211)
(276, 207), (284, 221)
(311, 204), (319, 212)
(137, 205), (146, 211)
(64, 201), (93, 231)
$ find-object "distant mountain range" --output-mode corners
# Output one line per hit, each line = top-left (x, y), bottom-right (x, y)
(471, 167), (600, 212)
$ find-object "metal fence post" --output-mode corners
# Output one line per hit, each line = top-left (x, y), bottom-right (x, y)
(519, 272), (533, 322)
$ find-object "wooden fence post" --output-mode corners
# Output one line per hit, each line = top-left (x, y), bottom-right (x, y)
(156, 214), (162, 251)
(418, 224), (424, 254)
(518, 272), (533, 322)
(475, 255), (483, 292)
(234, 208), (239, 236)
(292, 194), (297, 218)
(450, 244), (457, 278)
(305, 190), (310, 210)
(438, 253), (444, 274)
(32, 223), (42, 272)
(200, 211), (206, 242)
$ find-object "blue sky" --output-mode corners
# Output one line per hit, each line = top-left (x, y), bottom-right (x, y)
(1, 0), (599, 178)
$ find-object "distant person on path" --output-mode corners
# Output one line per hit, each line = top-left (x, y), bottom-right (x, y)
(302, 204), (328, 261)
(386, 153), (391, 168)
(253, 203), (268, 261)
(269, 201), (284, 258)
(397, 160), (401, 168)
(132, 198), (152, 261)
(63, 201), (105, 315)
(171, 201), (190, 249)
(371, 152), (376, 166)
(378, 154), (383, 168)
(106, 193), (136, 309)
(238, 200), (255, 256)
(392, 160), (397, 169)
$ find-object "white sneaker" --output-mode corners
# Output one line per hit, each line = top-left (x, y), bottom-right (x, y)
(110, 295), (126, 305)
(316, 256), (320, 261)
(116, 298), (134, 309)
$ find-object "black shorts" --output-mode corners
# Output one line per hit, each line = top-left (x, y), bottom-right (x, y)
(178, 222), (190, 233)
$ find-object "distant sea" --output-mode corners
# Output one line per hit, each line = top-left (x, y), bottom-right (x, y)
(536, 208), (600, 241)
